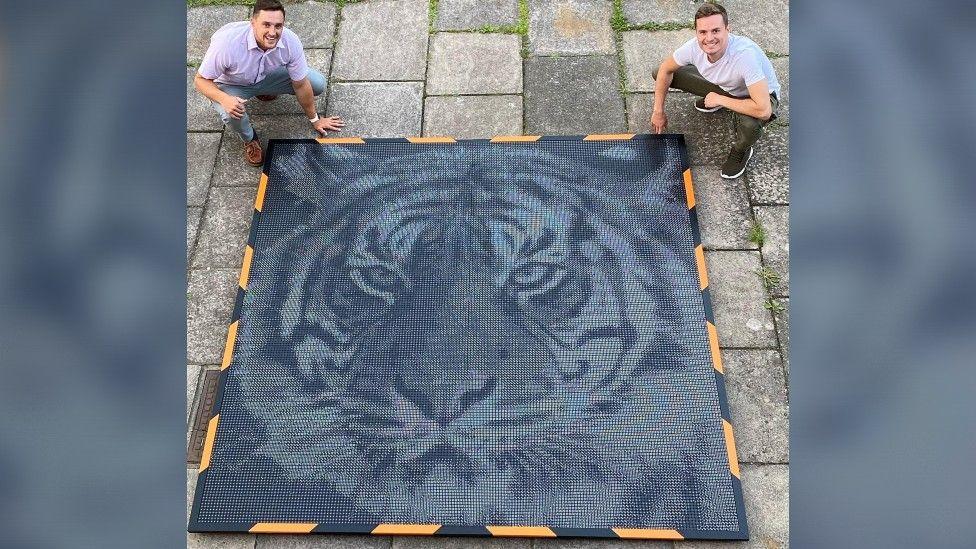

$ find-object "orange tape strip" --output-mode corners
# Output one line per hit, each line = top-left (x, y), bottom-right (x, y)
(406, 136), (456, 143)
(486, 526), (557, 537)
(220, 321), (238, 371)
(199, 414), (219, 471)
(316, 137), (366, 144)
(582, 133), (636, 141)
(695, 245), (708, 290)
(707, 321), (724, 373)
(249, 523), (317, 534)
(723, 419), (741, 478)
(238, 246), (254, 290)
(254, 174), (268, 212)
(371, 524), (442, 535)
(683, 169), (696, 209)
(490, 135), (542, 142)
(612, 528), (684, 540)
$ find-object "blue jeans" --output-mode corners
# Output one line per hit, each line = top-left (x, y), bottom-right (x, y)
(212, 67), (326, 142)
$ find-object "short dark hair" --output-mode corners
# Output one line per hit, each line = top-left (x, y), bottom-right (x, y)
(694, 2), (728, 27)
(252, 0), (285, 18)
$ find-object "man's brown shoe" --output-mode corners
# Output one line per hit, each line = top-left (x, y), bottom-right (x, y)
(255, 95), (278, 101)
(243, 135), (264, 167)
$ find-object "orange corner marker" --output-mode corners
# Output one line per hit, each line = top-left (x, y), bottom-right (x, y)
(407, 136), (456, 143)
(490, 135), (542, 143)
(486, 526), (557, 537)
(723, 419), (741, 478)
(254, 173), (268, 212)
(238, 246), (254, 290)
(582, 133), (636, 141)
(221, 320), (239, 370)
(371, 524), (441, 535)
(316, 137), (366, 144)
(249, 523), (317, 534)
(707, 321), (724, 373)
(613, 528), (684, 540)
(199, 414), (219, 471)
(695, 245), (708, 289)
(683, 169), (696, 209)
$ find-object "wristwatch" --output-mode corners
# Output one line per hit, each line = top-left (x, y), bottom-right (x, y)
(309, 114), (320, 124)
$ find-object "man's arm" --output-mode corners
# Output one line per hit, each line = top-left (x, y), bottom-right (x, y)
(194, 73), (246, 120)
(703, 79), (772, 120)
(651, 56), (681, 133)
(291, 77), (345, 135)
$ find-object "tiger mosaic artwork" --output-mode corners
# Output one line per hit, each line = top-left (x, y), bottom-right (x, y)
(198, 139), (739, 533)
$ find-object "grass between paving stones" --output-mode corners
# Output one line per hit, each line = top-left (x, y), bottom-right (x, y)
(764, 297), (786, 313)
(428, 0), (439, 33)
(748, 221), (766, 247)
(610, 0), (630, 96)
(755, 266), (781, 293)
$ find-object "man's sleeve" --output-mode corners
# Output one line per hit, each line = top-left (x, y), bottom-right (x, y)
(285, 33), (309, 82)
(740, 50), (767, 87)
(197, 42), (226, 80)
(671, 38), (696, 66)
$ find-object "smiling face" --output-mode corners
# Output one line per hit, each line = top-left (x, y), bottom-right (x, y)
(250, 9), (284, 51)
(695, 13), (730, 62)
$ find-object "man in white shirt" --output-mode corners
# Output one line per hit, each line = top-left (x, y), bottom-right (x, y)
(194, 0), (345, 166)
(651, 3), (781, 179)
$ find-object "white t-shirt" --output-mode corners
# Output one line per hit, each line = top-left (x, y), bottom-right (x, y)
(672, 34), (780, 98)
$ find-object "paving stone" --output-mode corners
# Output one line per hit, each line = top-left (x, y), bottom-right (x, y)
(332, 0), (429, 81)
(188, 533), (256, 549)
(187, 468), (197, 520)
(188, 133), (222, 207)
(691, 165), (756, 250)
(770, 56), (789, 124)
(676, 464), (788, 549)
(187, 268), (239, 372)
(187, 365), (201, 423)
(754, 205), (788, 296)
(436, 0), (519, 30)
(722, 0), (789, 54)
(424, 96), (523, 139)
(212, 115), (317, 187)
(326, 82), (424, 138)
(394, 539), (529, 549)
(188, 68), (224, 132)
(426, 33), (523, 95)
(246, 49), (332, 115)
(745, 124), (788, 204)
(775, 298), (789, 378)
(284, 0), (337, 49)
(524, 55), (626, 135)
(622, 0), (698, 25)
(621, 29), (694, 92)
(626, 94), (733, 166)
(527, 0), (615, 55)
(193, 187), (257, 269)
(187, 207), (203, 263)
(187, 5), (250, 62)
(723, 350), (789, 463)
(536, 538), (672, 549)
(704, 251), (777, 348)
(257, 535), (389, 549)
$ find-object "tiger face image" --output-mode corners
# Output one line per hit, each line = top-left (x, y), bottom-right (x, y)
(225, 141), (737, 530)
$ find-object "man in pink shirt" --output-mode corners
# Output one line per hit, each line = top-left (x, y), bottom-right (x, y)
(194, 0), (345, 166)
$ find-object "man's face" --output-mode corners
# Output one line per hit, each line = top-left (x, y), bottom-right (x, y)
(695, 14), (729, 58)
(251, 9), (285, 50)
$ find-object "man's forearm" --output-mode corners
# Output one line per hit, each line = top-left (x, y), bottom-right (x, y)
(714, 95), (770, 120)
(293, 78), (317, 119)
(194, 75), (231, 104)
(652, 66), (674, 113)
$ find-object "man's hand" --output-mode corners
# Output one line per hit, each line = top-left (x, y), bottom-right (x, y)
(651, 110), (668, 134)
(704, 92), (723, 109)
(220, 96), (247, 120)
(312, 116), (346, 135)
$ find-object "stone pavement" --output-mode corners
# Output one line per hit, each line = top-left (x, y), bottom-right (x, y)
(186, 1), (789, 548)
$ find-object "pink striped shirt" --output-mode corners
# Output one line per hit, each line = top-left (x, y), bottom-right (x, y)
(198, 21), (309, 86)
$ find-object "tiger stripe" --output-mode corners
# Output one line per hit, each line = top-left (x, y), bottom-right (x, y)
(490, 135), (542, 142)
(695, 245), (708, 289)
(486, 526), (557, 537)
(612, 528), (684, 540)
(406, 136), (456, 143)
(723, 419), (741, 478)
(220, 320), (239, 370)
(254, 174), (268, 212)
(238, 245), (254, 290)
(683, 169), (696, 209)
(707, 321), (724, 373)
(249, 523), (317, 533)
(371, 524), (441, 535)
(316, 137), (366, 144)
(199, 414), (219, 471)
(582, 133), (636, 141)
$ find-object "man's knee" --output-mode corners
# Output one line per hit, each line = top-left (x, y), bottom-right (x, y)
(308, 70), (326, 96)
